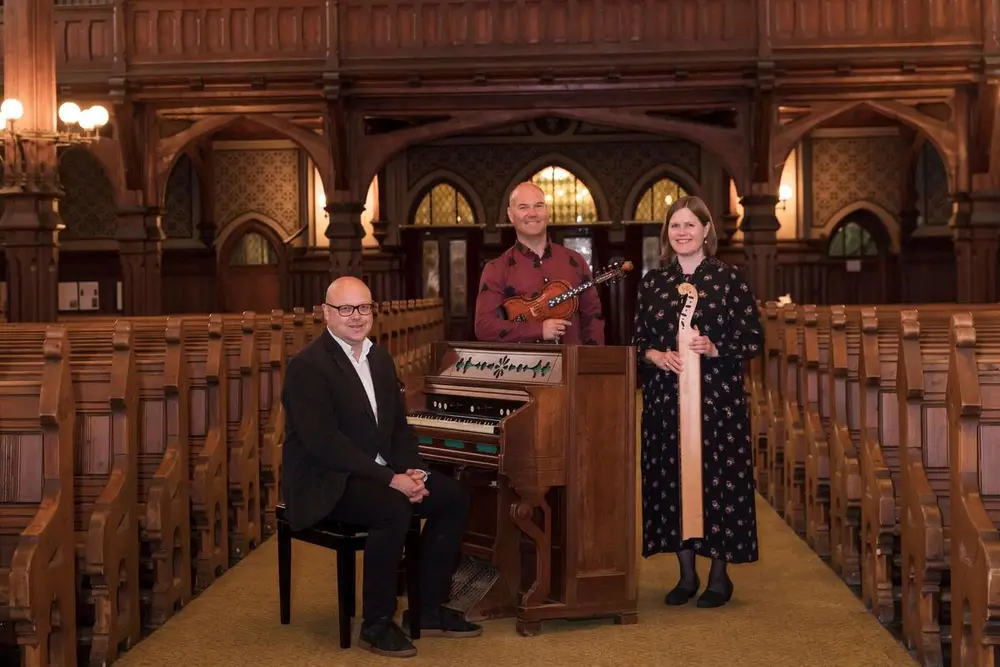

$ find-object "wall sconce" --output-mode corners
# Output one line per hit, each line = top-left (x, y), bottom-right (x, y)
(0, 98), (109, 187)
(1, 98), (109, 142)
(777, 184), (793, 211)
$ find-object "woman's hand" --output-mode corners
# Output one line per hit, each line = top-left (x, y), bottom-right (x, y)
(646, 349), (684, 373)
(688, 327), (719, 358)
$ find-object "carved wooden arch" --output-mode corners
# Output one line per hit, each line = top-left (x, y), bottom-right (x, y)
(359, 108), (748, 199)
(155, 114), (333, 206)
(815, 200), (901, 255)
(214, 212), (288, 256)
(772, 100), (958, 193)
(621, 164), (703, 222)
(501, 154), (610, 225)
(405, 169), (487, 226)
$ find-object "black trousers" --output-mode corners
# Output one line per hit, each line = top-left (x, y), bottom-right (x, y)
(326, 472), (470, 622)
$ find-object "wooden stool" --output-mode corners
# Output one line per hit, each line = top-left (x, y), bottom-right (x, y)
(276, 503), (422, 648)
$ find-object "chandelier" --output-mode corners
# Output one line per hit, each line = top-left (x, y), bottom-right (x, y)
(0, 98), (110, 190)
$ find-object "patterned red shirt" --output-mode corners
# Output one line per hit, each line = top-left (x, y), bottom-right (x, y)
(474, 239), (605, 345)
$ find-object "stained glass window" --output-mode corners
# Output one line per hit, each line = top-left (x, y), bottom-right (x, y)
(530, 166), (598, 224)
(828, 221), (879, 258)
(230, 232), (278, 266)
(634, 177), (689, 222)
(413, 183), (475, 225)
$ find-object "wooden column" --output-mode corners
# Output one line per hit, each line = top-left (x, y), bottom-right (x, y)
(117, 206), (164, 315)
(954, 190), (1000, 303)
(739, 192), (781, 301)
(325, 195), (364, 279)
(0, 0), (61, 322)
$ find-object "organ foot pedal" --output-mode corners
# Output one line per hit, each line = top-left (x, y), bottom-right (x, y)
(444, 555), (500, 620)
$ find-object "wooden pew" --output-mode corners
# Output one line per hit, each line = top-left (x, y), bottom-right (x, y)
(0, 327), (77, 667)
(254, 311), (286, 538)
(763, 303), (788, 509)
(2, 323), (143, 665)
(219, 314), (261, 564)
(936, 313), (1000, 667)
(179, 316), (230, 591)
(127, 318), (192, 629)
(826, 305), (863, 589)
(802, 306), (833, 560)
(894, 309), (1000, 665)
(780, 305), (809, 534)
(757, 302), (783, 494)
(857, 305), (1000, 631)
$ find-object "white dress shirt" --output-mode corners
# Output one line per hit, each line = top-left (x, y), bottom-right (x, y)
(329, 330), (428, 481)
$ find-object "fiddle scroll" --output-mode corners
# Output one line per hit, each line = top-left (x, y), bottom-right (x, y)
(502, 260), (633, 323)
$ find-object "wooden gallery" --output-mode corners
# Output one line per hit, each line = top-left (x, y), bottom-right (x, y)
(0, 1), (995, 667)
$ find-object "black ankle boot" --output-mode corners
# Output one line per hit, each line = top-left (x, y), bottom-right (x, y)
(664, 573), (700, 606)
(696, 575), (733, 608)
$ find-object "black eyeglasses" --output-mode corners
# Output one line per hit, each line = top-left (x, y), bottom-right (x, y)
(324, 302), (377, 317)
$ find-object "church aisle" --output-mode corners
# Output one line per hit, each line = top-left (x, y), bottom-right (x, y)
(115, 493), (915, 667)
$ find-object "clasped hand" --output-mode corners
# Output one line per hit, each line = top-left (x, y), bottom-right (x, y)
(390, 470), (430, 503)
(647, 327), (718, 373)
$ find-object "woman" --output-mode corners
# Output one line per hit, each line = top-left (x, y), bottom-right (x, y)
(631, 195), (764, 608)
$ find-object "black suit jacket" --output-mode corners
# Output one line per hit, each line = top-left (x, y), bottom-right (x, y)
(280, 329), (425, 531)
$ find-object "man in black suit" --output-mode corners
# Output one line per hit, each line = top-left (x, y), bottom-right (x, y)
(281, 276), (482, 658)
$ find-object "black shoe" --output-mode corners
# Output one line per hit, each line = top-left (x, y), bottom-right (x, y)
(664, 575), (700, 606)
(358, 617), (417, 658)
(697, 576), (734, 608)
(403, 606), (483, 638)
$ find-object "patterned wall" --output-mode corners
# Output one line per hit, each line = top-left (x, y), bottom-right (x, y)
(810, 135), (904, 229)
(404, 121), (701, 224)
(58, 147), (118, 240)
(213, 149), (300, 236)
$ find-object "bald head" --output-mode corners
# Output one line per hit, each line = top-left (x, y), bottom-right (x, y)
(326, 276), (371, 305)
(509, 181), (545, 207)
(323, 276), (374, 352)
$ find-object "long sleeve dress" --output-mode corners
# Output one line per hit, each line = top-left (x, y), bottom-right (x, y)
(631, 256), (764, 563)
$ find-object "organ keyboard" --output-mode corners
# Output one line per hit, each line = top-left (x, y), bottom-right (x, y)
(404, 341), (638, 636)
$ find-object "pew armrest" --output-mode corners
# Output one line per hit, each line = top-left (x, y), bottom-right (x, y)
(902, 460), (945, 564)
(9, 489), (68, 619)
(85, 461), (130, 570)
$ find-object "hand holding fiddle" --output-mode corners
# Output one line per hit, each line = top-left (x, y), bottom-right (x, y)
(542, 319), (571, 340)
(688, 327), (719, 358)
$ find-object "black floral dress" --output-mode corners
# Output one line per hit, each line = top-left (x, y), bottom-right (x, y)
(631, 256), (764, 563)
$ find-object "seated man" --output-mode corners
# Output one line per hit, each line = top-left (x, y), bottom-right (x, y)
(281, 276), (482, 658)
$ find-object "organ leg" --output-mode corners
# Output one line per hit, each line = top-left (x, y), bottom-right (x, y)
(509, 487), (552, 610)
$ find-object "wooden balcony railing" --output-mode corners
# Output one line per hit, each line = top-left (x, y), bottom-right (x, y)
(0, 0), (989, 81)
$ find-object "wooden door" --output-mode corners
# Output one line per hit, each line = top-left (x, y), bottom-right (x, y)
(220, 227), (286, 314)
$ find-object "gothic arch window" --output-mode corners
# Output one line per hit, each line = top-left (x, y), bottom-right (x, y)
(634, 176), (689, 222)
(530, 165), (597, 224)
(828, 220), (879, 258)
(229, 231), (279, 266)
(413, 182), (475, 225)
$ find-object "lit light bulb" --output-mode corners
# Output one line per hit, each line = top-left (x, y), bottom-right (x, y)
(779, 184), (793, 202)
(1, 99), (24, 121)
(78, 108), (96, 131)
(58, 102), (81, 125)
(88, 105), (109, 128)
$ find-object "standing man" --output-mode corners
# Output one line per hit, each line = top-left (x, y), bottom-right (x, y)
(282, 276), (483, 658)
(474, 181), (606, 344)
